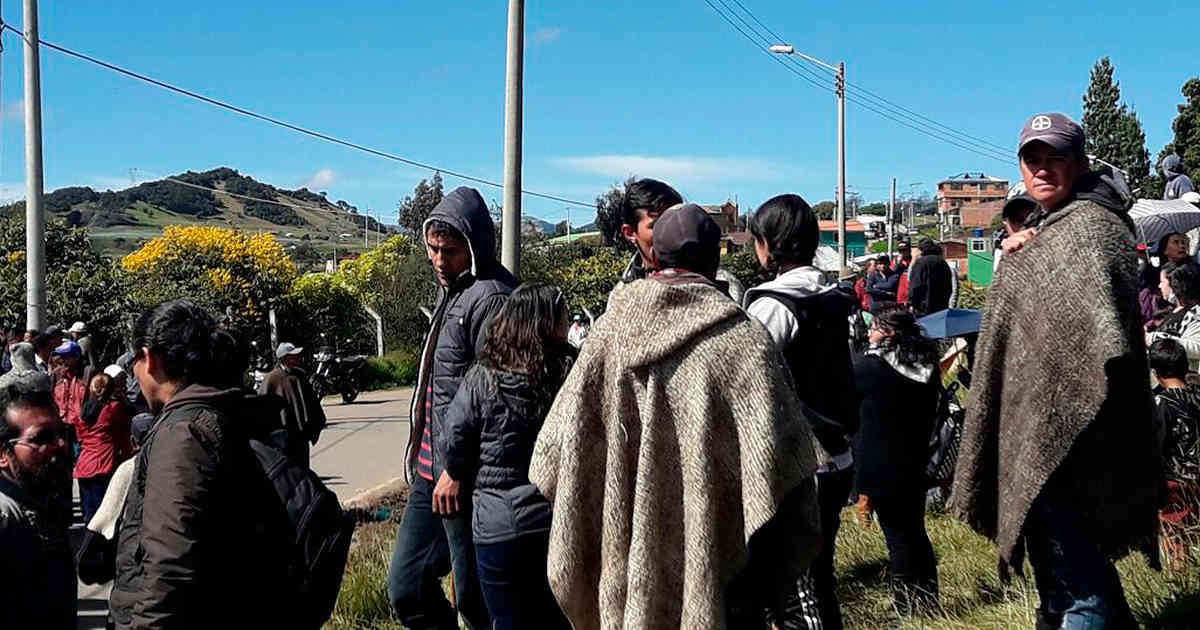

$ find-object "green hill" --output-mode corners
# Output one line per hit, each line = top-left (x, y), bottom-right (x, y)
(0, 167), (393, 258)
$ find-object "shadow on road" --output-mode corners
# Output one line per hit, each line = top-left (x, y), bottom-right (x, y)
(325, 398), (395, 406)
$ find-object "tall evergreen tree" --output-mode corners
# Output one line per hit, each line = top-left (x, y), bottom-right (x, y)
(594, 177), (635, 251)
(1082, 57), (1152, 193)
(1170, 78), (1200, 186)
(396, 172), (444, 237)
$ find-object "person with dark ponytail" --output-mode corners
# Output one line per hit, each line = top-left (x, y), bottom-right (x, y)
(109, 299), (290, 630)
(438, 283), (575, 630)
(743, 193), (858, 630)
(854, 303), (941, 614)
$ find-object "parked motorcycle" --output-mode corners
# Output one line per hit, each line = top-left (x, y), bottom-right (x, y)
(310, 336), (368, 404)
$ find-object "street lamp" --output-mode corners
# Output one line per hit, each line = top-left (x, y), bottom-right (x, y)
(771, 43), (847, 270)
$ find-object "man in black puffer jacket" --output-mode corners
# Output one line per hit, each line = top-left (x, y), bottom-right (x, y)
(388, 186), (516, 630)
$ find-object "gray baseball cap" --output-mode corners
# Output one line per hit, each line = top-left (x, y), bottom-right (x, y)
(1018, 112), (1085, 156)
(275, 342), (304, 359)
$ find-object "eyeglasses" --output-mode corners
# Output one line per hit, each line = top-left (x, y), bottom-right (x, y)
(8, 426), (67, 449)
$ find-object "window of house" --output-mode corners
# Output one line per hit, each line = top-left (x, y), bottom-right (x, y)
(950, 183), (963, 191)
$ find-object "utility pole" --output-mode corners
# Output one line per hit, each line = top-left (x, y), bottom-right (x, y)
(23, 0), (46, 330)
(888, 178), (896, 259)
(364, 208), (369, 248)
(836, 61), (847, 270)
(566, 206), (571, 242)
(500, 0), (524, 275)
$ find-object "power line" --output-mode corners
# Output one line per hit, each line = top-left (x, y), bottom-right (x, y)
(0, 24), (597, 209)
(701, 0), (834, 95)
(704, 0), (1016, 163)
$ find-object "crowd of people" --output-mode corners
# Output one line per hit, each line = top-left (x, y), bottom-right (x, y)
(0, 109), (1196, 630)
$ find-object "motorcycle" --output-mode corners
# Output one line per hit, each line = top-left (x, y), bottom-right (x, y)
(310, 336), (368, 404)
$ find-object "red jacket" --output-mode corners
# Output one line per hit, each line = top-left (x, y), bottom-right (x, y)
(898, 272), (910, 304)
(854, 277), (870, 311)
(73, 400), (133, 479)
(53, 376), (87, 430)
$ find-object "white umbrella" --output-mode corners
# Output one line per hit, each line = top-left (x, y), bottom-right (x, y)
(1129, 199), (1200, 248)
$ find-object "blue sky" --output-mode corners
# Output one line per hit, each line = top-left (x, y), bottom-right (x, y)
(0, 0), (1195, 226)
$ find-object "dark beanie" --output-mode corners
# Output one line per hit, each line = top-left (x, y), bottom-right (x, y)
(653, 203), (722, 280)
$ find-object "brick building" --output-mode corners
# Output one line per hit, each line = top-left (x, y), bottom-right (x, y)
(701, 201), (739, 234)
(936, 172), (1009, 229)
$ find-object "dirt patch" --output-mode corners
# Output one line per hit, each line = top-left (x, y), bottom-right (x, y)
(342, 477), (409, 524)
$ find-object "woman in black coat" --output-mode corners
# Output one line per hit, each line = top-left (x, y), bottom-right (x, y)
(437, 283), (575, 630)
(854, 303), (941, 614)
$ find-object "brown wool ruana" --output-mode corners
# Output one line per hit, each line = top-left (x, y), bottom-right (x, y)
(528, 278), (822, 630)
(949, 196), (1161, 573)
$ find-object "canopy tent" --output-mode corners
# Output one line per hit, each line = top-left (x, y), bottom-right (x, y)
(1129, 199), (1200, 251)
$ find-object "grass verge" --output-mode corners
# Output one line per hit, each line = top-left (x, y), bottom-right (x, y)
(327, 506), (1200, 629)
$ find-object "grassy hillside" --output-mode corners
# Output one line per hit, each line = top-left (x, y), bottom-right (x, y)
(0, 167), (393, 258)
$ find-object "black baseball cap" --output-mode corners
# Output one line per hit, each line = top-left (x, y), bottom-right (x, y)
(1018, 112), (1085, 157)
(653, 203), (722, 280)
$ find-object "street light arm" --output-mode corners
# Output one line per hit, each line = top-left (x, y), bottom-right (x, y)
(767, 43), (840, 73)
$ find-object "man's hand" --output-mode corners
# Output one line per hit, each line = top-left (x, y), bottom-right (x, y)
(1001, 228), (1038, 254)
(432, 470), (462, 516)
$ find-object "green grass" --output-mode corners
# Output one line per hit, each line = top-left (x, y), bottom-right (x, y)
(327, 508), (1200, 629)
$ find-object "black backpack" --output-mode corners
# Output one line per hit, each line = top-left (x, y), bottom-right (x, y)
(925, 380), (964, 488)
(250, 436), (355, 630)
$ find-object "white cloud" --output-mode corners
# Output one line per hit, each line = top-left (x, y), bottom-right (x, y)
(532, 27), (561, 45)
(302, 168), (337, 189)
(554, 155), (781, 183)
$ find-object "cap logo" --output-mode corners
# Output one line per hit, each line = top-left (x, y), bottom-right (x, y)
(1031, 115), (1052, 131)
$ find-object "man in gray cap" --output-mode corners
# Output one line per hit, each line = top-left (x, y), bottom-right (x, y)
(951, 112), (1155, 630)
(258, 342), (326, 466)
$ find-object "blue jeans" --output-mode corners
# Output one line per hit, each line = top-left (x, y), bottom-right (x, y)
(387, 475), (489, 630)
(77, 473), (112, 525)
(475, 532), (570, 630)
(1025, 491), (1134, 630)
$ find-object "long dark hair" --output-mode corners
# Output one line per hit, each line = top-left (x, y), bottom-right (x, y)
(872, 303), (938, 368)
(480, 283), (574, 401)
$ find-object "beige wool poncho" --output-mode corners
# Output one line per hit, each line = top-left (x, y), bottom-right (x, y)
(528, 278), (821, 630)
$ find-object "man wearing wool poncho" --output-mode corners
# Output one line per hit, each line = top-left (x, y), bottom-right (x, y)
(528, 203), (822, 629)
(950, 112), (1161, 630)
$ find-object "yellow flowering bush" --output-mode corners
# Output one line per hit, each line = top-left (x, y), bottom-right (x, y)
(123, 226), (297, 333)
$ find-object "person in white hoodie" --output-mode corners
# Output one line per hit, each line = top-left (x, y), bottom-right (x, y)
(745, 193), (858, 630)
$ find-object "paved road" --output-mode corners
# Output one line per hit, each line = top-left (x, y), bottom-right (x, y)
(75, 387), (414, 628)
(311, 386), (414, 501)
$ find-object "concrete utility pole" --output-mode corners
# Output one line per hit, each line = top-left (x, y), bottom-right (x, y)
(500, 0), (524, 275)
(888, 178), (896, 259)
(23, 0), (46, 330)
(566, 206), (571, 242)
(835, 62), (847, 270)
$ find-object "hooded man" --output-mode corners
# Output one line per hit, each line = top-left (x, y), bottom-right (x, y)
(0, 371), (76, 629)
(950, 112), (1158, 630)
(259, 342), (326, 466)
(529, 204), (822, 629)
(1162, 154), (1195, 201)
(388, 186), (516, 630)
